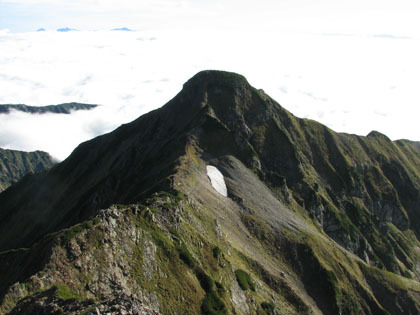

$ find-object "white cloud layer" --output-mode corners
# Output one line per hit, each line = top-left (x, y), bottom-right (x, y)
(0, 29), (420, 160)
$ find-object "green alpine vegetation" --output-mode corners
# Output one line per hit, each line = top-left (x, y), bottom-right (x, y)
(235, 269), (255, 291)
(1, 70), (420, 314)
(0, 148), (55, 192)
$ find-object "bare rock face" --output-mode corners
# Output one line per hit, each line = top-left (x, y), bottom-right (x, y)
(230, 274), (249, 314)
(1, 206), (161, 314)
(2, 70), (420, 314)
(10, 291), (159, 315)
(143, 240), (157, 281)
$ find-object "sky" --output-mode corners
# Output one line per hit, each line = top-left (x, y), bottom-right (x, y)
(1, 0), (420, 160)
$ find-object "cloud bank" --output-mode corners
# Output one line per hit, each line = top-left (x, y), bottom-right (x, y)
(0, 29), (420, 160)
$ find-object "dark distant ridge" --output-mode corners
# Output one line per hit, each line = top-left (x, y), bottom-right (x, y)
(0, 148), (55, 192)
(0, 102), (97, 114)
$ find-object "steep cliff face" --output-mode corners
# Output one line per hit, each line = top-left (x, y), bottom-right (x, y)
(0, 148), (55, 192)
(1, 70), (420, 314)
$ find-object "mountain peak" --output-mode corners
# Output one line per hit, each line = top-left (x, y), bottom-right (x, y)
(3, 71), (420, 314)
(177, 69), (268, 122)
(367, 130), (391, 141)
(183, 70), (250, 91)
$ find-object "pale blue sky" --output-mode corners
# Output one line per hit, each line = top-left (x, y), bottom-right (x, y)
(1, 0), (419, 35)
(0, 0), (224, 32)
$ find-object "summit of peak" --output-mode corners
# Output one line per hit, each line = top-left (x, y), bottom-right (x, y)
(367, 130), (391, 141)
(182, 70), (250, 90)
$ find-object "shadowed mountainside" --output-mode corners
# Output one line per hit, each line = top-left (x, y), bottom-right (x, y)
(1, 70), (420, 314)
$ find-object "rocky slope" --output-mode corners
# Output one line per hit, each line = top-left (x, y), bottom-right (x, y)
(0, 102), (97, 114)
(0, 148), (55, 192)
(1, 70), (420, 314)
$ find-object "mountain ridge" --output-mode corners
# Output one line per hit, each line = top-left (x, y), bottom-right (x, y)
(1, 70), (420, 314)
(0, 102), (97, 114)
(0, 148), (55, 192)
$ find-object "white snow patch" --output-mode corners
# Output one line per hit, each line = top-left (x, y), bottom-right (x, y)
(206, 165), (228, 197)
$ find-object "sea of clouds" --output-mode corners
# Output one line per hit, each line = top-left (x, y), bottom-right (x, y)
(1, 28), (419, 160)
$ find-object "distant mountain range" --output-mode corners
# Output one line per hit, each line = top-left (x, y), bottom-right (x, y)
(111, 27), (133, 31)
(0, 148), (55, 192)
(35, 27), (135, 32)
(0, 102), (97, 114)
(56, 27), (78, 32)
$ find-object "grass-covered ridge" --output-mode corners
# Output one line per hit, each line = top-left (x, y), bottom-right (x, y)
(0, 148), (55, 192)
